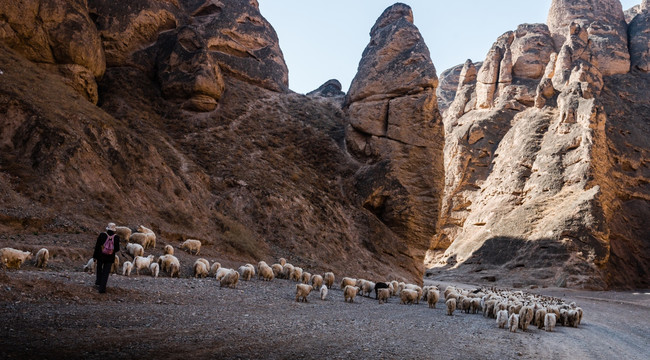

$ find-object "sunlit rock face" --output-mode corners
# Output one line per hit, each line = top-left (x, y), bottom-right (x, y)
(428, 0), (650, 290)
(346, 3), (445, 280)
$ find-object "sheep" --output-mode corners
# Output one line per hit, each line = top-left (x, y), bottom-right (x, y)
(567, 309), (580, 328)
(390, 280), (399, 295)
(111, 255), (120, 274)
(258, 263), (274, 281)
(149, 262), (159, 278)
(496, 309), (509, 328)
(343, 285), (358, 303)
(180, 239), (201, 255)
(282, 263), (294, 279)
(470, 298), (481, 314)
(35, 248), (49, 269)
(446, 298), (456, 316)
(216, 267), (233, 281)
(115, 226), (132, 242)
(378, 288), (390, 304)
(129, 233), (149, 249)
(197, 258), (211, 272)
(340, 277), (356, 290)
(509, 314), (520, 333)
(575, 307), (583, 325)
(375, 282), (390, 299)
(220, 269), (239, 288)
(164, 244), (174, 255)
(427, 288), (440, 308)
(278, 257), (287, 266)
(271, 264), (283, 278)
(401, 289), (419, 305)
(157, 254), (180, 277)
(544, 313), (557, 332)
(535, 308), (548, 329)
(320, 284), (328, 300)
(238, 264), (254, 281)
(126, 243), (144, 258)
(361, 281), (376, 298)
(83, 258), (96, 273)
(404, 284), (423, 302)
(0, 248), (32, 269)
(137, 225), (156, 249)
(194, 260), (209, 278)
(122, 261), (133, 276)
(295, 284), (313, 302)
(460, 296), (472, 313)
(484, 299), (497, 318)
(519, 306), (534, 331)
(291, 267), (303, 282)
(301, 271), (312, 284)
(559, 309), (569, 326)
(311, 274), (323, 290)
(169, 261), (180, 278)
(323, 272), (335, 289)
(134, 255), (155, 275)
(210, 262), (221, 276)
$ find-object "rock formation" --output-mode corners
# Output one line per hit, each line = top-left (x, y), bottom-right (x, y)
(345, 3), (444, 278)
(629, 3), (650, 72)
(307, 79), (345, 98)
(428, 0), (649, 289)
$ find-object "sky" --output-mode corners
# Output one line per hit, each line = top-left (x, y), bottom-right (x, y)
(259, 0), (640, 94)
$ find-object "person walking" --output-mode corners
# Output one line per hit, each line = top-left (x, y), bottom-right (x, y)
(93, 222), (121, 293)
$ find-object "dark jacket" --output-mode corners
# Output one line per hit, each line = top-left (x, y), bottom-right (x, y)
(93, 230), (121, 263)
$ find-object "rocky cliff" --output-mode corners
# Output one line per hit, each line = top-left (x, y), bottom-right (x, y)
(428, 0), (649, 289)
(0, 1), (444, 283)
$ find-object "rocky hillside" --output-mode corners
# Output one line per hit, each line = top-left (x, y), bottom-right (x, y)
(429, 0), (649, 289)
(0, 1), (443, 283)
(0, 0), (647, 290)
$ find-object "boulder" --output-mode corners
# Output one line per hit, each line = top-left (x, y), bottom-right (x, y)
(307, 79), (345, 97)
(629, 9), (650, 72)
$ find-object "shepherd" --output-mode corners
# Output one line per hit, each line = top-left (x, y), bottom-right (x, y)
(93, 222), (121, 293)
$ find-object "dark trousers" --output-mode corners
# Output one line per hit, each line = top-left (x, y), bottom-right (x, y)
(96, 259), (112, 293)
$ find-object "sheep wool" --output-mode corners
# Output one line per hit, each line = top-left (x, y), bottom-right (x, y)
(446, 298), (456, 316)
(509, 314), (519, 333)
(343, 285), (358, 303)
(340, 277), (356, 290)
(126, 243), (144, 258)
(83, 258), (96, 273)
(496, 310), (509, 328)
(122, 261), (133, 276)
(115, 226), (132, 242)
(0, 248), (33, 270)
(258, 263), (274, 281)
(220, 270), (239, 288)
(320, 284), (328, 301)
(278, 257), (287, 266)
(301, 271), (312, 285)
(210, 262), (221, 276)
(133, 255), (155, 275)
(238, 265), (254, 281)
(311, 274), (323, 290)
(216, 267), (233, 281)
(149, 262), (159, 278)
(180, 239), (201, 255)
(111, 255), (120, 274)
(544, 313), (557, 332)
(163, 244), (174, 255)
(401, 289), (418, 305)
(136, 225), (156, 249)
(35, 248), (49, 269)
(378, 288), (390, 304)
(427, 289), (439, 308)
(295, 284), (313, 302)
(323, 272), (335, 289)
(535, 308), (548, 329)
(194, 260), (209, 278)
(271, 264), (283, 277)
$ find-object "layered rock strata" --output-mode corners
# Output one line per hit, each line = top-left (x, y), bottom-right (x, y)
(346, 3), (444, 278)
(428, 0), (649, 289)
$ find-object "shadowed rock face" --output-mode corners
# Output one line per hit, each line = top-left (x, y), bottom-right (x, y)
(346, 3), (444, 279)
(0, 0), (105, 103)
(629, 6), (650, 72)
(429, 0), (649, 289)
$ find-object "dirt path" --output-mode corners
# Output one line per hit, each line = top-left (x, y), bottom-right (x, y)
(1, 269), (648, 359)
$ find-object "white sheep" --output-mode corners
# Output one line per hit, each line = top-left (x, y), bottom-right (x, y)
(344, 285), (358, 303)
(122, 261), (133, 276)
(258, 263), (274, 281)
(115, 226), (132, 242)
(220, 269), (239, 288)
(323, 272), (335, 289)
(496, 309), (509, 328)
(544, 313), (557, 332)
(292, 267), (303, 282)
(311, 274), (323, 290)
(567, 309), (580, 327)
(163, 244), (174, 255)
(320, 284), (328, 300)
(134, 255), (155, 275)
(0, 248), (32, 269)
(194, 260), (209, 278)
(470, 298), (481, 314)
(197, 258), (210, 271)
(535, 308), (547, 329)
(35, 248), (49, 269)
(137, 225), (156, 249)
(210, 262), (221, 276)
(216, 267), (233, 281)
(361, 281), (376, 298)
(295, 284), (313, 302)
(378, 288), (390, 304)
(519, 306), (534, 331)
(126, 243), (144, 258)
(282, 263), (294, 279)
(111, 255), (120, 274)
(278, 257), (287, 266)
(446, 298), (456, 316)
(238, 264), (254, 281)
(509, 314), (520, 332)
(404, 284), (422, 302)
(83, 258), (96, 273)
(157, 254), (180, 277)
(180, 239), (201, 255)
(340, 277), (356, 290)
(427, 288), (440, 308)
(149, 262), (159, 278)
(401, 289), (419, 305)
(271, 263), (283, 277)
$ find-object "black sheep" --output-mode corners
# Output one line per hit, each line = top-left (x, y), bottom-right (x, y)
(375, 282), (390, 299)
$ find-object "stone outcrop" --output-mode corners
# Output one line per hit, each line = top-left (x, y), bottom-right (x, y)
(437, 61), (482, 115)
(346, 3), (444, 279)
(629, 5), (650, 72)
(307, 79), (345, 98)
(0, 0), (105, 103)
(428, 0), (649, 289)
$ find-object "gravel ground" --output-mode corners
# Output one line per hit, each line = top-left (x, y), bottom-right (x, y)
(1, 267), (648, 360)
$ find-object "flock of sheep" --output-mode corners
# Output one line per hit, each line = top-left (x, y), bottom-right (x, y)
(1, 224), (584, 334)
